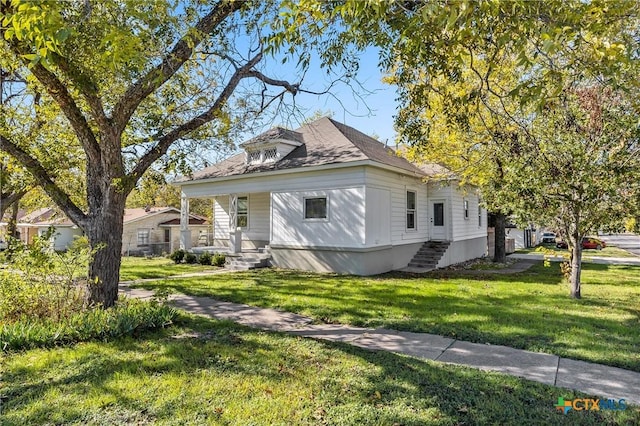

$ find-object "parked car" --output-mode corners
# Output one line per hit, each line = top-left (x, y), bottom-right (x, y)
(541, 232), (556, 244)
(556, 237), (606, 250)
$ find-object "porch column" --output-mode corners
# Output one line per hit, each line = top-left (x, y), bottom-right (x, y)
(180, 192), (191, 250)
(228, 193), (241, 253)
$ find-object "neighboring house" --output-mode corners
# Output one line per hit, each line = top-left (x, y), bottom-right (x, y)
(176, 117), (487, 275)
(121, 207), (209, 255)
(15, 208), (83, 251)
(14, 206), (209, 254)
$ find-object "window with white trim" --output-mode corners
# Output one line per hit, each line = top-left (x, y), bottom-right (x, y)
(137, 228), (150, 246)
(463, 199), (469, 220)
(406, 191), (416, 230)
(236, 196), (248, 228)
(304, 197), (327, 219)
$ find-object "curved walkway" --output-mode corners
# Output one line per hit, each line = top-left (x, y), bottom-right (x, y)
(121, 284), (640, 405)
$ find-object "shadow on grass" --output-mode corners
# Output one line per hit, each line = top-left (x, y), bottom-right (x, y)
(132, 264), (640, 371)
(3, 315), (638, 425)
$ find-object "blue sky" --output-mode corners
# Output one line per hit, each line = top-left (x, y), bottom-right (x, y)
(290, 47), (399, 144)
(255, 46), (400, 145)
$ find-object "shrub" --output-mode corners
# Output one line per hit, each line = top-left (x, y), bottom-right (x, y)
(1, 298), (177, 351)
(184, 253), (197, 264)
(169, 249), (186, 264)
(212, 253), (226, 267)
(0, 231), (177, 352)
(0, 230), (93, 324)
(199, 252), (212, 265)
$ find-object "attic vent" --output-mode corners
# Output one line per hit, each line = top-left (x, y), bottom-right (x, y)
(263, 147), (278, 162)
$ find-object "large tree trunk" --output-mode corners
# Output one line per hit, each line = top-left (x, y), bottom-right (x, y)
(493, 212), (507, 263)
(569, 234), (583, 299)
(85, 197), (125, 308)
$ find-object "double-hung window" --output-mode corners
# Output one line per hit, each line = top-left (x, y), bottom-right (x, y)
(236, 196), (248, 228)
(463, 199), (469, 220)
(137, 228), (150, 246)
(406, 191), (416, 230)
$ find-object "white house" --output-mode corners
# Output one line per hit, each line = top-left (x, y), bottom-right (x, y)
(177, 117), (487, 275)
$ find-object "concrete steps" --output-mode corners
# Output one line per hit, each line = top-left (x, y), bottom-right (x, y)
(225, 247), (272, 271)
(407, 241), (451, 269)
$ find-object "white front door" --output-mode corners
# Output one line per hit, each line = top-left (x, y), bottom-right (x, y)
(430, 200), (446, 240)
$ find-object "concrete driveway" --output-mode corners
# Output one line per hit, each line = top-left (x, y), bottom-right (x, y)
(598, 233), (640, 256)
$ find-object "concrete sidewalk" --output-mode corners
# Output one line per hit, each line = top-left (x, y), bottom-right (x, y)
(121, 286), (640, 405)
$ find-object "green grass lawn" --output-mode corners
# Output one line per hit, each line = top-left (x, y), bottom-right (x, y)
(2, 314), (637, 425)
(134, 263), (640, 372)
(120, 257), (216, 281)
(516, 244), (638, 259)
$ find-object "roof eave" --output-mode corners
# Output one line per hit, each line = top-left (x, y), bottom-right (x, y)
(177, 159), (427, 187)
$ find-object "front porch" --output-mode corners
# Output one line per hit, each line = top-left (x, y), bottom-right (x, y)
(179, 192), (271, 254)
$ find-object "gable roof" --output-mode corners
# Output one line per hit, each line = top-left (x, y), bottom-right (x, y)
(20, 207), (57, 223)
(179, 117), (428, 183)
(123, 207), (179, 224)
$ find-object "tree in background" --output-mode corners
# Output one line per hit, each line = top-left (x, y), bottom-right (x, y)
(394, 55), (526, 263)
(0, 0), (343, 307)
(504, 86), (640, 298)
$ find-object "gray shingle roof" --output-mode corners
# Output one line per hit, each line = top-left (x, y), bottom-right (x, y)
(179, 117), (442, 182)
(240, 127), (304, 148)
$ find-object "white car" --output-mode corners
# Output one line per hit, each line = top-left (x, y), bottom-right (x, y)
(541, 232), (556, 244)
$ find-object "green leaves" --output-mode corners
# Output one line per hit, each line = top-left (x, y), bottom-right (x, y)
(1, 0), (71, 65)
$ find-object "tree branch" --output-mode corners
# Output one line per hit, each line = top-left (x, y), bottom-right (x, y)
(3, 35), (103, 165)
(49, 51), (111, 133)
(112, 1), (244, 134)
(126, 51), (263, 190)
(0, 134), (87, 227)
(0, 189), (27, 218)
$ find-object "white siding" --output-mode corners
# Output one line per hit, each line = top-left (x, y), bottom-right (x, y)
(39, 226), (83, 251)
(213, 196), (230, 240)
(365, 187), (391, 246)
(213, 193), (270, 243)
(181, 167), (367, 198)
(448, 186), (487, 241)
(364, 168), (429, 244)
(246, 192), (270, 242)
(272, 187), (365, 247)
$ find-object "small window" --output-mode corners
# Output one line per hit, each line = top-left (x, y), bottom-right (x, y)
(406, 191), (416, 230)
(478, 203), (482, 227)
(137, 228), (150, 246)
(264, 147), (278, 162)
(247, 150), (260, 164)
(463, 199), (469, 220)
(304, 197), (327, 219)
(236, 196), (248, 228)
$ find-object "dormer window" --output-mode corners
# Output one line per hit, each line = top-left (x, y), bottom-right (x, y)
(264, 147), (278, 162)
(241, 127), (304, 165)
(246, 147), (279, 165)
(247, 150), (261, 164)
